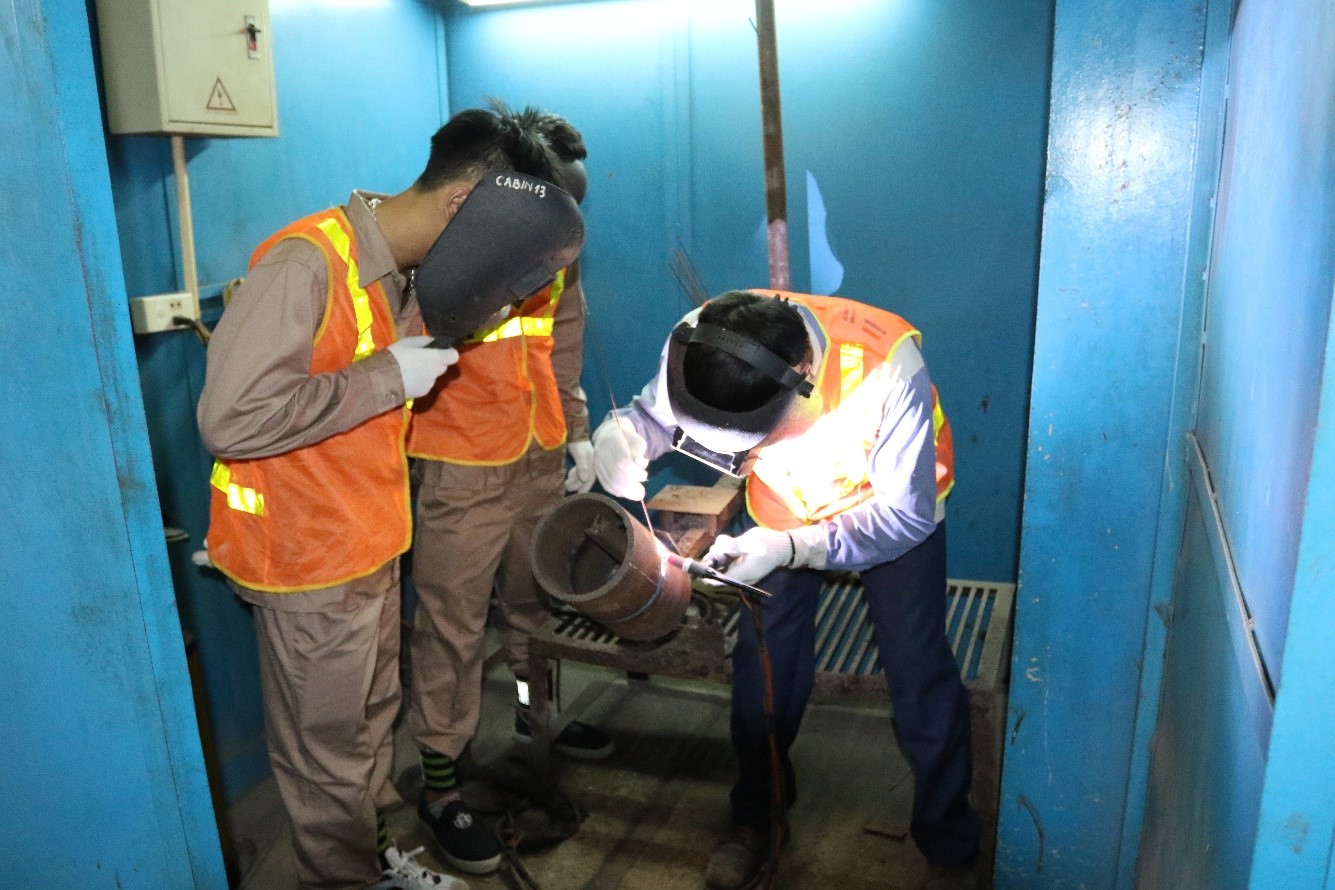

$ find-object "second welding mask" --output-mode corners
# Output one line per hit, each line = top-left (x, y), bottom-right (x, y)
(415, 171), (585, 347)
(664, 316), (815, 477)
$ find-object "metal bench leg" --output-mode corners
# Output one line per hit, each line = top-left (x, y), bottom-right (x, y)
(527, 650), (555, 775)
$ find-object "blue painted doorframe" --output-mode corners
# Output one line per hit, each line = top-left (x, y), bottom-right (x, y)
(0, 1), (226, 885)
(996, 0), (1212, 885)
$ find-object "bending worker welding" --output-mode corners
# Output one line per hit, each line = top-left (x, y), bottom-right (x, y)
(590, 289), (980, 889)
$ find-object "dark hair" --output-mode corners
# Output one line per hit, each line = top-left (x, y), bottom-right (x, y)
(416, 105), (557, 191)
(493, 101), (588, 201)
(683, 291), (810, 412)
(500, 102), (587, 163)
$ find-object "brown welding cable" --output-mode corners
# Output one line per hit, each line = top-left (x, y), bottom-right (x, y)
(740, 594), (788, 890)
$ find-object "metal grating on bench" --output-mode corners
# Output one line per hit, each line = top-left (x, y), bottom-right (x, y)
(813, 577), (1010, 686)
(548, 609), (621, 649)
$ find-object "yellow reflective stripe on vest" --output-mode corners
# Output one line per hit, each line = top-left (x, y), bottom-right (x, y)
(839, 343), (864, 402)
(473, 315), (556, 342)
(211, 461), (265, 516)
(548, 267), (566, 305)
(315, 217), (377, 361)
(466, 268), (565, 343)
(932, 396), (950, 502)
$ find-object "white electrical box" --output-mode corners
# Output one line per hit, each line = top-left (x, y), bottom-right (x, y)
(94, 0), (278, 137)
(130, 292), (198, 334)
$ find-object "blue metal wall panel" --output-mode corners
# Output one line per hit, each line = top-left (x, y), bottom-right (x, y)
(0, 0), (226, 884)
(1114, 0), (1234, 880)
(757, 0), (1053, 582)
(1248, 335), (1335, 888)
(1132, 2), (1335, 887)
(1193, 0), (1335, 686)
(100, 0), (449, 802)
(445, 0), (1053, 581)
(1242, 0), (1335, 880)
(1137, 446), (1272, 889)
(996, 1), (1209, 884)
(447, 0), (716, 491)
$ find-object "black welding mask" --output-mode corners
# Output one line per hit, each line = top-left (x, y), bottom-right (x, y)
(416, 171), (585, 347)
(664, 317), (815, 477)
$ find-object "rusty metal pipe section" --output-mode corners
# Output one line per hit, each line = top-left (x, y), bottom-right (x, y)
(531, 493), (692, 642)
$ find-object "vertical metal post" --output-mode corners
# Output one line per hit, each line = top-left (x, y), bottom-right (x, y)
(755, 0), (790, 290)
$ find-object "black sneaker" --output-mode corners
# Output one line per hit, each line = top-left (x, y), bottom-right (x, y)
(514, 710), (615, 760)
(416, 797), (502, 875)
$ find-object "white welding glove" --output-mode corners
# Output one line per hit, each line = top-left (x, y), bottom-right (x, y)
(386, 335), (459, 400)
(565, 439), (596, 494)
(704, 525), (829, 585)
(591, 416), (650, 500)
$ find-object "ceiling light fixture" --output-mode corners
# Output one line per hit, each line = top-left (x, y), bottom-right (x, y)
(458, 0), (551, 7)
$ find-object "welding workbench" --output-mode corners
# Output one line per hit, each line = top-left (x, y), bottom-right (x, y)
(525, 480), (1015, 877)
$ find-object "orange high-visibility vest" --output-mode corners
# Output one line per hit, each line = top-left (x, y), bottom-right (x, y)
(406, 270), (568, 464)
(745, 291), (954, 530)
(206, 209), (412, 592)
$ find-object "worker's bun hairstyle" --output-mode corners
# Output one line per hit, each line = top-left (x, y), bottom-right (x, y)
(493, 100), (588, 202)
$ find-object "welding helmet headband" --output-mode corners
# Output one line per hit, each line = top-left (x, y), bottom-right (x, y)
(416, 171), (585, 346)
(664, 318), (815, 473)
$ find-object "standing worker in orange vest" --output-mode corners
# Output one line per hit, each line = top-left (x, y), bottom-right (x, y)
(404, 106), (613, 877)
(198, 107), (569, 890)
(591, 290), (981, 889)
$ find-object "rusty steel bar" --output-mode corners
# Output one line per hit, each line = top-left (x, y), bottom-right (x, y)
(755, 0), (790, 289)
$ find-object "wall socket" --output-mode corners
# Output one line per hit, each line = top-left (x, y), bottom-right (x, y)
(130, 292), (197, 334)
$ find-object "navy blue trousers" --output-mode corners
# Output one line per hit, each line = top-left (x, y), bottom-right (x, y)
(728, 522), (980, 866)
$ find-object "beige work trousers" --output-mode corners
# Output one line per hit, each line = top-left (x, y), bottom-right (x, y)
(238, 560), (403, 890)
(408, 444), (565, 759)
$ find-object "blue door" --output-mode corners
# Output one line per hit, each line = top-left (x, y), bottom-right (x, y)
(0, 1), (227, 885)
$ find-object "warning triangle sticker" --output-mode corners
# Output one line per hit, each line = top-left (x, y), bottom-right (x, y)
(206, 78), (237, 112)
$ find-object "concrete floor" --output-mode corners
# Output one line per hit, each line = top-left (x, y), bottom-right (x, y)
(226, 650), (981, 890)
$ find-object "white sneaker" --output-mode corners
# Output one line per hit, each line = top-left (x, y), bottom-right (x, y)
(371, 844), (469, 890)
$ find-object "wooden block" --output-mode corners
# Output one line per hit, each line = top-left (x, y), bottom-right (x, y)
(670, 527), (710, 558)
(647, 482), (744, 535)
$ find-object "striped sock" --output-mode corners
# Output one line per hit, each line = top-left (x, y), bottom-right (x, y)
(420, 748), (458, 795)
(376, 812), (389, 856)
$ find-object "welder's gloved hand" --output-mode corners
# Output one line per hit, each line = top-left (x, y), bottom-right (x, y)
(591, 416), (649, 500)
(565, 439), (596, 494)
(387, 335), (459, 400)
(705, 525), (829, 585)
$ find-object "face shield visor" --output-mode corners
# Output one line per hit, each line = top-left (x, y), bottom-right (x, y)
(664, 319), (815, 476)
(416, 171), (585, 347)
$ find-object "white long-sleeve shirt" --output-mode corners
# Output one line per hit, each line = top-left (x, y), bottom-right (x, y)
(610, 302), (946, 572)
